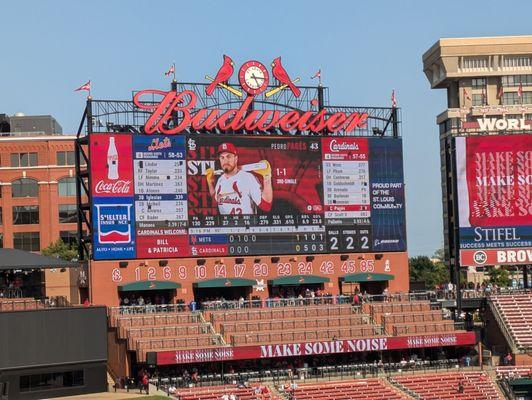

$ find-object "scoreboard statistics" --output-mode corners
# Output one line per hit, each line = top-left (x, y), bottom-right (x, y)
(90, 134), (406, 260)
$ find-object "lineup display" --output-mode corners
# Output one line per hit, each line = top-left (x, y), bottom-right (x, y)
(90, 134), (406, 260)
(455, 135), (532, 266)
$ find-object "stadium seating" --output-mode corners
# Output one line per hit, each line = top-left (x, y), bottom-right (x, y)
(495, 365), (532, 380)
(391, 371), (503, 399)
(364, 300), (459, 336)
(208, 305), (383, 346)
(0, 298), (44, 311)
(109, 309), (221, 362)
(172, 384), (272, 400)
(289, 379), (407, 400)
(489, 293), (532, 349)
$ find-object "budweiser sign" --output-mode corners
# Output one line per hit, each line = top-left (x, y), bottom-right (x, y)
(94, 179), (132, 194)
(133, 90), (368, 135)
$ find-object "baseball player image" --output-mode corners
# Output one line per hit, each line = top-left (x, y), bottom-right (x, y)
(205, 143), (273, 215)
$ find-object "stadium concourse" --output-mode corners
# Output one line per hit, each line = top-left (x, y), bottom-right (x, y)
(100, 290), (532, 399)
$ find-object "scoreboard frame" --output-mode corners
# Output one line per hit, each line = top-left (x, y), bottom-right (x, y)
(75, 78), (403, 263)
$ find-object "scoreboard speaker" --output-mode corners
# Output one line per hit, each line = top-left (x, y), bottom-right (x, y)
(159, 260), (168, 267)
(0, 114), (10, 133)
(235, 257), (244, 264)
(119, 261), (128, 268)
(340, 255), (349, 261)
(306, 256), (315, 262)
(271, 257), (280, 263)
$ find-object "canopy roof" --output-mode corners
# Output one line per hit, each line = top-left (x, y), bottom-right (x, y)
(269, 275), (330, 286)
(0, 249), (78, 271)
(118, 280), (181, 292)
(193, 278), (256, 288)
(341, 273), (395, 283)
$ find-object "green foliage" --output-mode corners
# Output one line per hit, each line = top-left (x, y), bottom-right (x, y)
(409, 255), (450, 289)
(487, 267), (511, 287)
(41, 239), (78, 261)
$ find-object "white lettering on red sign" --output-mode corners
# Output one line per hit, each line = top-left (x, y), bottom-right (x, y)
(94, 179), (132, 194)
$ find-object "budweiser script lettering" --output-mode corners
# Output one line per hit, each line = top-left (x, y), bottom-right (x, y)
(94, 180), (132, 194)
(133, 90), (368, 135)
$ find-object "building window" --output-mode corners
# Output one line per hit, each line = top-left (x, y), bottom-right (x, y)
(502, 74), (532, 87)
(59, 205), (77, 223)
(13, 232), (40, 251)
(11, 178), (39, 198)
(13, 206), (39, 225)
(472, 94), (486, 106)
(58, 178), (76, 197)
(0, 233), (3, 248)
(503, 55), (532, 69)
(60, 230), (80, 246)
(20, 370), (84, 393)
(471, 78), (486, 89)
(10, 152), (38, 167)
(57, 151), (76, 166)
(0, 207), (2, 225)
(503, 91), (532, 105)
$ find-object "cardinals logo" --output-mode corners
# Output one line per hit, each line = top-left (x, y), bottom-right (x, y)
(267, 57), (301, 98)
(205, 55), (243, 97)
(205, 55), (302, 99)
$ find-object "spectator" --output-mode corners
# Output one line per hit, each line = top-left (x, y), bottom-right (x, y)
(464, 355), (471, 367)
(457, 380), (464, 393)
(83, 298), (90, 307)
(504, 352), (513, 365)
(141, 372), (149, 395)
(221, 394), (229, 400)
(138, 295), (145, 306)
(229, 394), (237, 400)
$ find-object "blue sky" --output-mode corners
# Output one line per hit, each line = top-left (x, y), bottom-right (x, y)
(1, 0), (531, 256)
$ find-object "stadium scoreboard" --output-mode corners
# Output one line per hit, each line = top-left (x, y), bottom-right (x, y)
(90, 134), (406, 260)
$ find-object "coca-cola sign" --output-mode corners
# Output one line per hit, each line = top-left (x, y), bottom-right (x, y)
(133, 90), (368, 135)
(94, 179), (132, 194)
(90, 134), (134, 198)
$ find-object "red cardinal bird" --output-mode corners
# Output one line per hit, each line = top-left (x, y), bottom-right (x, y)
(206, 55), (234, 96)
(271, 57), (301, 97)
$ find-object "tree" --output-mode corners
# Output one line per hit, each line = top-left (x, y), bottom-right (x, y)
(409, 255), (450, 289)
(41, 239), (78, 262)
(487, 267), (511, 287)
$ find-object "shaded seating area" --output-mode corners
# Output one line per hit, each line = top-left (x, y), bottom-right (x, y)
(391, 372), (502, 399)
(489, 292), (532, 350)
(289, 379), (407, 400)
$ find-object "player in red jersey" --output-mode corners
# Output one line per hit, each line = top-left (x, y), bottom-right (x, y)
(206, 143), (273, 215)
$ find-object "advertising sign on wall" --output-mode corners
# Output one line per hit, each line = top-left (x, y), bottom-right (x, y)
(455, 135), (532, 266)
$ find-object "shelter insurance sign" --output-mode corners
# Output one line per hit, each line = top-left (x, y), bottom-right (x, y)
(156, 332), (476, 365)
(455, 135), (532, 266)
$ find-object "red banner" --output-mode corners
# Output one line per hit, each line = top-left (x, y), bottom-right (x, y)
(460, 248), (532, 266)
(156, 332), (476, 365)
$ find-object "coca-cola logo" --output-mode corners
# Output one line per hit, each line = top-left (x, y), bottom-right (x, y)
(329, 139), (360, 152)
(94, 179), (132, 194)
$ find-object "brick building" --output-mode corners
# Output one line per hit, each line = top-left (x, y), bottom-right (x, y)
(0, 114), (86, 303)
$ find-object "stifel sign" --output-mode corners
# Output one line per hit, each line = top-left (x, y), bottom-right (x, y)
(133, 90), (368, 135)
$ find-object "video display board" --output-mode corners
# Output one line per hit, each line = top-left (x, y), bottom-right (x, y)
(90, 134), (406, 260)
(455, 135), (532, 266)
